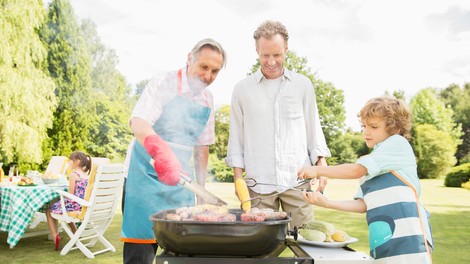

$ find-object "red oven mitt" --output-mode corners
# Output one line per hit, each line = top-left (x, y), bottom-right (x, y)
(143, 134), (182, 186)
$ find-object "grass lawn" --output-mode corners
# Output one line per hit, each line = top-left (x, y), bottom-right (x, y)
(1, 179), (469, 263)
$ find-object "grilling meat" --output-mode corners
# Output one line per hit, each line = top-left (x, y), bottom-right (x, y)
(195, 213), (237, 222)
(167, 204), (235, 222)
(165, 213), (181, 221)
(240, 212), (266, 222)
(165, 205), (288, 222)
(243, 208), (289, 221)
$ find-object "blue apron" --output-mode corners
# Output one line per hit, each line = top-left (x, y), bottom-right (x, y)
(361, 171), (433, 263)
(121, 69), (211, 243)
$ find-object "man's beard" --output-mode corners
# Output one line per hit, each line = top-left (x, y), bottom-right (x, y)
(188, 77), (208, 94)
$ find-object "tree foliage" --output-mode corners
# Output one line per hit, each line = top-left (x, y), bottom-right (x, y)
(440, 83), (470, 164)
(40, 0), (93, 158)
(0, 0), (56, 164)
(414, 124), (456, 179)
(208, 153), (233, 182)
(410, 88), (462, 149)
(80, 19), (133, 159)
(211, 105), (230, 160)
(384, 89), (406, 100)
(135, 79), (150, 99)
(328, 131), (368, 165)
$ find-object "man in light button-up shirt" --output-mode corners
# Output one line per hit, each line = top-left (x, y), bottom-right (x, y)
(225, 20), (330, 228)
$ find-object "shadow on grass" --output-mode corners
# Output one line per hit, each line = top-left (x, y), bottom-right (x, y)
(0, 213), (123, 264)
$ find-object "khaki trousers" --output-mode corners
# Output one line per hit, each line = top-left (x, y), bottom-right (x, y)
(248, 181), (313, 229)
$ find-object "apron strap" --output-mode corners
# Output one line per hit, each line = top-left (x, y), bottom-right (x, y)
(177, 69), (183, 95)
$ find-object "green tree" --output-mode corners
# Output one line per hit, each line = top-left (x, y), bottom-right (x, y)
(135, 79), (150, 99)
(212, 105), (230, 160)
(80, 19), (133, 160)
(414, 124), (456, 179)
(384, 89), (405, 100)
(440, 83), (470, 164)
(313, 79), (346, 142)
(208, 153), (233, 182)
(0, 0), (56, 164)
(87, 99), (132, 160)
(40, 0), (94, 158)
(410, 88), (462, 178)
(410, 88), (462, 149)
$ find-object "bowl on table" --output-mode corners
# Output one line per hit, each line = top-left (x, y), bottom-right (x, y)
(43, 178), (59, 185)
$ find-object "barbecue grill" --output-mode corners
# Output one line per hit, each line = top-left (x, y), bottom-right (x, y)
(150, 209), (373, 263)
(150, 208), (294, 257)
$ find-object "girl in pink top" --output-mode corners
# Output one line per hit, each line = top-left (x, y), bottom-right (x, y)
(46, 151), (92, 251)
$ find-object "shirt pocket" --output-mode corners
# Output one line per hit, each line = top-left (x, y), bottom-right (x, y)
(281, 95), (303, 120)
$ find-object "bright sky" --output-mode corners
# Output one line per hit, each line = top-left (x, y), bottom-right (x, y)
(68, 0), (470, 131)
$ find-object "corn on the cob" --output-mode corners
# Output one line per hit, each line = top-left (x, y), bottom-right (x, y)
(304, 220), (336, 235)
(235, 178), (251, 212)
(299, 229), (327, 242)
(332, 230), (350, 242)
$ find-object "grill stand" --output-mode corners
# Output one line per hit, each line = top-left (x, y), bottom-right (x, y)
(155, 239), (313, 264)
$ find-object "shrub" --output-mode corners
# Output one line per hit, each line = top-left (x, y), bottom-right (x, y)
(413, 124), (457, 179)
(462, 180), (470, 190)
(460, 153), (470, 165)
(444, 163), (470, 187)
(207, 154), (233, 182)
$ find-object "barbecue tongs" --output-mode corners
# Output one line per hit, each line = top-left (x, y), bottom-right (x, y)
(241, 178), (311, 206)
(150, 159), (227, 206)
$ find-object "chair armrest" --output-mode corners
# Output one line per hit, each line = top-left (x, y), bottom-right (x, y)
(56, 189), (91, 207)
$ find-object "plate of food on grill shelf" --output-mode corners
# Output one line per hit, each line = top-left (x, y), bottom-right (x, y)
(295, 220), (359, 248)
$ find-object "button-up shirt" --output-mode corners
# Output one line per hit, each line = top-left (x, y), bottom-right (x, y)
(225, 68), (331, 193)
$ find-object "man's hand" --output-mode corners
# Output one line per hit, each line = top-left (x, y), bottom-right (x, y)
(144, 134), (182, 186)
(315, 157), (328, 193)
(316, 176), (328, 193)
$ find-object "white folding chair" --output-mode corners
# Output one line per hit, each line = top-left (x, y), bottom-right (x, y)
(29, 156), (69, 230)
(45, 156), (69, 175)
(51, 163), (124, 258)
(91, 157), (111, 166)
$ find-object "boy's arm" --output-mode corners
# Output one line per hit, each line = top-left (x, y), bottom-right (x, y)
(302, 190), (366, 213)
(298, 164), (367, 180)
(324, 198), (367, 213)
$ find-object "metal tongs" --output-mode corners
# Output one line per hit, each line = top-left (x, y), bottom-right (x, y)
(241, 178), (311, 207)
(150, 159), (227, 206)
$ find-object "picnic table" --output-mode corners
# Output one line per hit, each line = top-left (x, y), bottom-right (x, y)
(0, 183), (65, 248)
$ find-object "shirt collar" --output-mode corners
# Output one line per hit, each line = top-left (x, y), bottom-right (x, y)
(255, 67), (293, 83)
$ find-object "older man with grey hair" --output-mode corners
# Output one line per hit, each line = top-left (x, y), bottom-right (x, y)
(121, 38), (226, 264)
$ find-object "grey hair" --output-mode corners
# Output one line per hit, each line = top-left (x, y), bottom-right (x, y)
(253, 20), (289, 43)
(189, 38), (227, 68)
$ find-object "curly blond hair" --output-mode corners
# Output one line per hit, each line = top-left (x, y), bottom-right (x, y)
(253, 20), (289, 45)
(358, 96), (412, 139)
